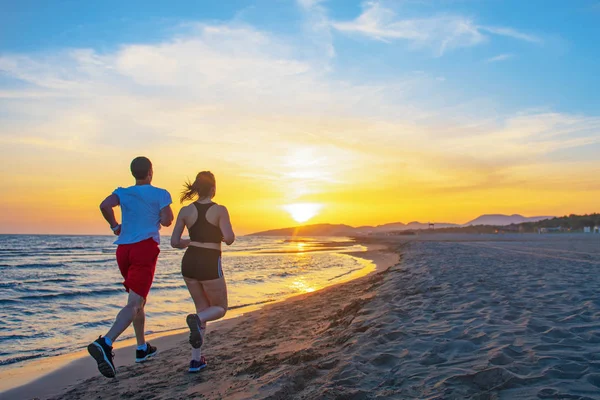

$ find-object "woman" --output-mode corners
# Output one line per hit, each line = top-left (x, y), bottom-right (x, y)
(171, 171), (235, 373)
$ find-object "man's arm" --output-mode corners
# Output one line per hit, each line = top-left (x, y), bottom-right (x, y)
(160, 205), (174, 227)
(159, 190), (174, 227)
(100, 194), (121, 235)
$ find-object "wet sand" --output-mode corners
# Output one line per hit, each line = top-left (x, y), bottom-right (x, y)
(5, 234), (600, 399)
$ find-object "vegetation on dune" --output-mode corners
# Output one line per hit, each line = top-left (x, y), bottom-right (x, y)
(518, 213), (600, 232)
(399, 214), (600, 235)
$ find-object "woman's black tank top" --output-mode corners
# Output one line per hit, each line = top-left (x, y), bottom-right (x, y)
(189, 202), (223, 243)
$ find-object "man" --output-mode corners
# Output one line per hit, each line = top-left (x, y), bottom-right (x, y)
(88, 156), (174, 378)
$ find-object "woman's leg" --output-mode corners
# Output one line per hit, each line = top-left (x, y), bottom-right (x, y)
(198, 277), (228, 323)
(184, 277), (210, 361)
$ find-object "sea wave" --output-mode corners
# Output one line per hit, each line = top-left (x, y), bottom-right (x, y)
(44, 246), (95, 251)
(327, 267), (364, 281)
(0, 353), (45, 366)
(2, 278), (74, 289)
(272, 271), (294, 277)
(80, 259), (114, 264)
(10, 283), (189, 303)
(16, 288), (125, 302)
(9, 263), (65, 269)
(73, 319), (114, 329)
(229, 299), (277, 310)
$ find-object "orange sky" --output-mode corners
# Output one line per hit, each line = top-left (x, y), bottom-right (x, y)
(2, 147), (599, 236)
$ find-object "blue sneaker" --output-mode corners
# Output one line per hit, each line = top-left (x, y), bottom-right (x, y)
(87, 336), (116, 378)
(189, 356), (207, 373)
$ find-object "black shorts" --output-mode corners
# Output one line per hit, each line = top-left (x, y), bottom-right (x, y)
(181, 247), (223, 281)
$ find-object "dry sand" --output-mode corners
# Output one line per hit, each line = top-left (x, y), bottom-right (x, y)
(5, 235), (600, 399)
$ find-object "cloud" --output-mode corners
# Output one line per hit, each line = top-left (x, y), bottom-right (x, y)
(331, 1), (541, 55)
(0, 19), (597, 202)
(485, 53), (514, 63)
(296, 0), (336, 63)
(296, 0), (326, 9)
(479, 26), (542, 44)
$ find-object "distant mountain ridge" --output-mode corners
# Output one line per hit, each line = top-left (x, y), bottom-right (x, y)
(464, 214), (554, 227)
(249, 224), (355, 237)
(248, 214), (555, 236)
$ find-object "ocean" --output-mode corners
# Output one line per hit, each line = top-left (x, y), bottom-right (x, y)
(0, 235), (372, 371)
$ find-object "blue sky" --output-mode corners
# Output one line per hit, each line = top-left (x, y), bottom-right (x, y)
(2, 0), (599, 114)
(1, 0), (600, 233)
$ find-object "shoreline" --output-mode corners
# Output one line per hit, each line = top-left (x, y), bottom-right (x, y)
(1, 243), (398, 400)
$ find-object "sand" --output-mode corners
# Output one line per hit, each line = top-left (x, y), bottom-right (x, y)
(4, 235), (600, 399)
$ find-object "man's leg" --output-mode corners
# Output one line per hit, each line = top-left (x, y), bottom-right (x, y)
(87, 290), (143, 378)
(125, 238), (159, 347)
(132, 301), (146, 346)
(133, 306), (146, 346)
(105, 290), (145, 342)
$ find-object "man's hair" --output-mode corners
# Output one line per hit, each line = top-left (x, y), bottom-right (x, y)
(130, 157), (152, 180)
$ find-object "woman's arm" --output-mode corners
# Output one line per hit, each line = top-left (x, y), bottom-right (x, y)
(170, 207), (191, 249)
(219, 206), (235, 245)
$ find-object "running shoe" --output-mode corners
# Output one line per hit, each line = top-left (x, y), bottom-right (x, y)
(135, 342), (158, 363)
(186, 314), (204, 349)
(189, 356), (207, 373)
(87, 336), (116, 378)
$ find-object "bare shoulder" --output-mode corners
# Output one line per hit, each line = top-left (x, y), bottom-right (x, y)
(180, 203), (196, 216)
(217, 204), (230, 214)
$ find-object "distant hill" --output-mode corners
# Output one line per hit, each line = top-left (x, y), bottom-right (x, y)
(249, 221), (459, 236)
(464, 214), (553, 227)
(425, 213), (600, 234)
(249, 223), (356, 237)
(248, 213), (600, 237)
(405, 221), (459, 230)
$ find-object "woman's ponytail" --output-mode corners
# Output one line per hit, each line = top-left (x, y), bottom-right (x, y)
(180, 171), (216, 203)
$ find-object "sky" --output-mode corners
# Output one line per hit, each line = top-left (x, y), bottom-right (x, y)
(1, 0), (600, 235)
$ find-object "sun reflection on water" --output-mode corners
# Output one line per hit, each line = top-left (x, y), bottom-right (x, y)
(290, 279), (317, 293)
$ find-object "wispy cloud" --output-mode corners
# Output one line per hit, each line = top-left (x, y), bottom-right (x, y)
(485, 53), (514, 63)
(0, 20), (596, 208)
(296, 0), (336, 63)
(331, 1), (541, 56)
(296, 0), (326, 9)
(479, 26), (542, 44)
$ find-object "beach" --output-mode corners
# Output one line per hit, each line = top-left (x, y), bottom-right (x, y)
(0, 235), (374, 375)
(4, 234), (600, 399)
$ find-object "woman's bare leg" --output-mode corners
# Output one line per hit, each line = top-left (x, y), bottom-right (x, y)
(184, 277), (210, 361)
(198, 277), (228, 323)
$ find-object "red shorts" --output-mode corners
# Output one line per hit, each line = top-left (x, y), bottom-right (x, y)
(116, 238), (160, 299)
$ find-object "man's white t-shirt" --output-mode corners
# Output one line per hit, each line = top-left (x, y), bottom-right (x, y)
(112, 185), (172, 245)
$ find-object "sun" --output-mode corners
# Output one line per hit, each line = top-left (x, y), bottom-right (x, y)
(283, 203), (323, 223)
